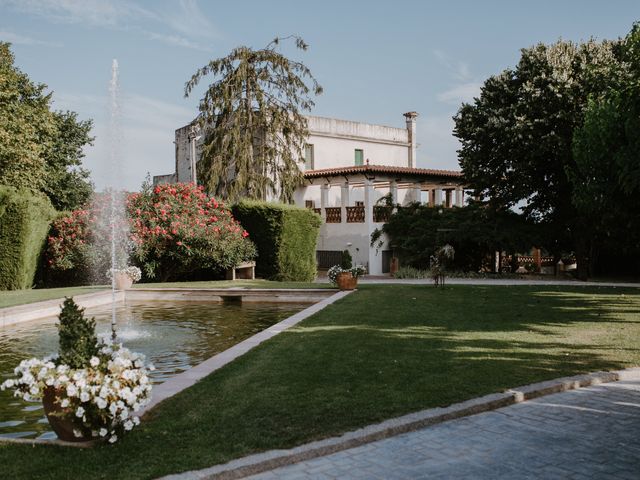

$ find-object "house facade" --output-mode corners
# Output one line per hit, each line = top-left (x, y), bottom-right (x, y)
(154, 112), (466, 275)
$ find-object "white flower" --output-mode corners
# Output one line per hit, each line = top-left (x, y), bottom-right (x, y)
(90, 357), (100, 367)
(132, 416), (140, 426)
(108, 434), (118, 444)
(75, 406), (85, 418)
(66, 384), (78, 397)
(73, 429), (82, 438)
(99, 428), (108, 437)
(60, 398), (70, 408)
(80, 391), (90, 402)
(96, 397), (107, 409)
(2, 379), (15, 389)
(123, 420), (134, 431)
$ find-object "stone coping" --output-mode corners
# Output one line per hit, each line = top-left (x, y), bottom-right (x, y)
(0, 288), (337, 328)
(0, 290), (120, 328)
(0, 289), (353, 448)
(156, 367), (640, 480)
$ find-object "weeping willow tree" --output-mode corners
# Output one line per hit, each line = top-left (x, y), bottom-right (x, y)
(185, 36), (322, 203)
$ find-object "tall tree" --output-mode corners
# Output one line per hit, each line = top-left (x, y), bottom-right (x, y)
(570, 24), (640, 273)
(0, 42), (93, 210)
(454, 38), (622, 278)
(185, 36), (322, 203)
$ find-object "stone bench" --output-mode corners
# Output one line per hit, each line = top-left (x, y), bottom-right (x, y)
(225, 261), (256, 281)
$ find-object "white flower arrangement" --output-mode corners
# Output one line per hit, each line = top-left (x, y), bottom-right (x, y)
(1, 340), (153, 443)
(106, 266), (142, 282)
(327, 264), (366, 285)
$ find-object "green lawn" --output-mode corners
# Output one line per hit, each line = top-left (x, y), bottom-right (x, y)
(1, 285), (639, 479)
(0, 286), (108, 309)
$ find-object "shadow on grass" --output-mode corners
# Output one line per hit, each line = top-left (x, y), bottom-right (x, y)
(1, 285), (639, 480)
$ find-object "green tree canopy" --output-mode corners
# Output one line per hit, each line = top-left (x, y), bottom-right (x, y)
(453, 38), (623, 277)
(570, 24), (640, 272)
(0, 42), (93, 211)
(185, 36), (322, 203)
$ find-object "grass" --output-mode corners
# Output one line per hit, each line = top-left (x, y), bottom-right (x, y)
(1, 284), (639, 479)
(0, 286), (108, 309)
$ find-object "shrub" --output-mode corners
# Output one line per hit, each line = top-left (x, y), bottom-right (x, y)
(0, 186), (55, 289)
(57, 297), (99, 369)
(128, 183), (256, 281)
(340, 249), (352, 269)
(44, 183), (256, 284)
(232, 201), (321, 281)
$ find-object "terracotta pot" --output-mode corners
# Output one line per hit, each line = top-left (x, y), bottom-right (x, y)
(42, 387), (92, 442)
(336, 272), (358, 290)
(114, 271), (133, 290)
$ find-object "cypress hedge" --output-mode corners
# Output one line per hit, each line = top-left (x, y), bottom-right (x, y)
(232, 201), (321, 281)
(0, 186), (56, 290)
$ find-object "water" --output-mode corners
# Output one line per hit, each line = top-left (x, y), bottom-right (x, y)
(0, 300), (305, 439)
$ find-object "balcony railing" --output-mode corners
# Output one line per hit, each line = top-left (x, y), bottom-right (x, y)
(346, 206), (365, 223)
(313, 208), (321, 216)
(325, 207), (342, 223)
(373, 206), (392, 223)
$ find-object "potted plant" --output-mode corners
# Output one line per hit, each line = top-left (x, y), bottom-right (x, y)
(107, 266), (142, 290)
(1, 298), (153, 443)
(328, 264), (366, 290)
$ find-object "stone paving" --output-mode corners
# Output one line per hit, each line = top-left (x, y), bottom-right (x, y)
(246, 379), (640, 479)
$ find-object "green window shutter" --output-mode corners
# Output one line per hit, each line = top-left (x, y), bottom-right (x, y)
(355, 149), (364, 166)
(305, 144), (314, 170)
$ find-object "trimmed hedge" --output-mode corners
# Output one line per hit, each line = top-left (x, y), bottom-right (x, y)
(232, 201), (321, 281)
(0, 186), (55, 290)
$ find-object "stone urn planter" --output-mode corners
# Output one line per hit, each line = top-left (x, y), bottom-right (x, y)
(113, 271), (133, 290)
(42, 387), (92, 442)
(336, 272), (358, 290)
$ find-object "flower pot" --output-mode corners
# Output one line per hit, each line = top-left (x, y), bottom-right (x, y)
(42, 387), (92, 442)
(336, 272), (358, 290)
(114, 271), (133, 290)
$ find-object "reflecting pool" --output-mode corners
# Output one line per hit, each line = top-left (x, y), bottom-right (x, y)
(0, 300), (305, 440)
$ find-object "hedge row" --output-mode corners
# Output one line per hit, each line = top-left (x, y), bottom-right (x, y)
(232, 201), (321, 282)
(0, 186), (55, 289)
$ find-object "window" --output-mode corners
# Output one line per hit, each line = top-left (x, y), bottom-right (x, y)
(355, 201), (364, 207)
(304, 144), (314, 170)
(305, 200), (315, 209)
(354, 149), (364, 166)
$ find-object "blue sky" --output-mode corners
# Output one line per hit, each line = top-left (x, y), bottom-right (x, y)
(2, 0), (639, 190)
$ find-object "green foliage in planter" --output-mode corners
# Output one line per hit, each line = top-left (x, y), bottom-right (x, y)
(340, 249), (353, 269)
(0, 186), (55, 290)
(232, 201), (321, 281)
(57, 297), (98, 369)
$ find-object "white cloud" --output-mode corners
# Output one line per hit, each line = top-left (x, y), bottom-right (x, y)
(416, 115), (461, 172)
(1, 0), (218, 50)
(436, 82), (482, 105)
(54, 91), (194, 191)
(143, 31), (210, 52)
(0, 29), (62, 46)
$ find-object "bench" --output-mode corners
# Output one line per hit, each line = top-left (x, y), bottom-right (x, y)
(225, 261), (256, 280)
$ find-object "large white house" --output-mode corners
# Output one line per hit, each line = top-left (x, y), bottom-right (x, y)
(154, 112), (465, 275)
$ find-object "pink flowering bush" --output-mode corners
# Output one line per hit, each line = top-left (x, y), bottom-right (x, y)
(44, 183), (256, 283)
(127, 183), (255, 281)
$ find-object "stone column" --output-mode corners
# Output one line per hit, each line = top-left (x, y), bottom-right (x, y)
(389, 180), (398, 212)
(188, 125), (198, 184)
(340, 182), (349, 224)
(434, 188), (443, 207)
(456, 188), (464, 207)
(445, 189), (452, 208)
(428, 188), (435, 207)
(412, 183), (422, 204)
(320, 184), (329, 223)
(364, 178), (380, 275)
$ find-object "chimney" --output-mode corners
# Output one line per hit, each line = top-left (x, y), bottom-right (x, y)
(403, 111), (418, 168)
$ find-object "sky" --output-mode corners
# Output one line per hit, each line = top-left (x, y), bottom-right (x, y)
(2, 0), (640, 190)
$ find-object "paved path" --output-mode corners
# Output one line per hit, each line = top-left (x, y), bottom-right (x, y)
(247, 378), (640, 479)
(358, 277), (640, 288)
